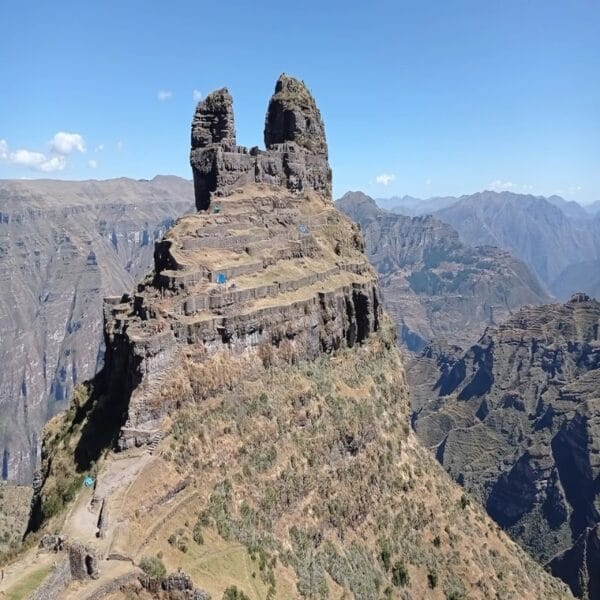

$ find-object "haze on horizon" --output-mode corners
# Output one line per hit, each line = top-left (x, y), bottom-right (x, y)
(1, 0), (598, 204)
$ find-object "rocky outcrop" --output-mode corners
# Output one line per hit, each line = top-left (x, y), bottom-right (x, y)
(411, 294), (600, 596)
(105, 189), (380, 451)
(0, 176), (193, 484)
(550, 524), (600, 600)
(336, 191), (551, 350)
(23, 74), (574, 600)
(86, 80), (379, 452)
(190, 74), (331, 210)
(68, 541), (100, 579)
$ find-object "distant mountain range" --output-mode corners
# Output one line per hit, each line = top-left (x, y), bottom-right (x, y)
(336, 191), (550, 350)
(378, 190), (600, 299)
(381, 192), (600, 218)
(0, 176), (193, 483)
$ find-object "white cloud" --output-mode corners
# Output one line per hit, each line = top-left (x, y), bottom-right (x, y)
(9, 149), (66, 172)
(193, 89), (203, 102)
(489, 179), (536, 193)
(88, 159), (98, 169)
(375, 173), (396, 186)
(50, 131), (86, 155)
(0, 139), (67, 172)
(158, 89), (173, 101)
(489, 179), (515, 190)
(95, 144), (104, 152)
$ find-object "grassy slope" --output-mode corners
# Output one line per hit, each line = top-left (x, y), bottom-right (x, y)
(93, 320), (570, 599)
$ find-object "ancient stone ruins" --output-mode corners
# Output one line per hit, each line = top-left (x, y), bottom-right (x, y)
(100, 74), (381, 450)
(190, 74), (332, 209)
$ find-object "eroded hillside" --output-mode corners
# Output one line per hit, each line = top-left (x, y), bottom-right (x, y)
(412, 294), (600, 597)
(0, 76), (572, 600)
(0, 176), (193, 484)
(336, 191), (550, 350)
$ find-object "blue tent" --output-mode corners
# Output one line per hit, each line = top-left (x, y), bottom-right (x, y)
(215, 272), (227, 284)
(83, 476), (95, 487)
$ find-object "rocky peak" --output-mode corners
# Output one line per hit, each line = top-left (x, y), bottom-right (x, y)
(190, 74), (331, 210)
(191, 88), (236, 151)
(264, 74), (328, 155)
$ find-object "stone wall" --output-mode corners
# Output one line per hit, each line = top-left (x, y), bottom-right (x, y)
(190, 74), (331, 210)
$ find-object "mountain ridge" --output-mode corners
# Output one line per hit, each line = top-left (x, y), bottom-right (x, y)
(336, 190), (551, 350)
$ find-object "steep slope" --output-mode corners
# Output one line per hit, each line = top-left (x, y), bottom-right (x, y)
(411, 294), (600, 596)
(0, 176), (193, 484)
(336, 191), (551, 350)
(1, 75), (572, 600)
(434, 191), (600, 298)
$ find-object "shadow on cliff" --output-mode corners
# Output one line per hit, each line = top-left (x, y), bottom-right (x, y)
(71, 368), (135, 471)
(28, 363), (137, 532)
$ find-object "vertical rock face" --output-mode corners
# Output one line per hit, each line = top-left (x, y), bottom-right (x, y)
(190, 74), (331, 211)
(92, 75), (378, 451)
(411, 293), (600, 595)
(0, 176), (193, 483)
(264, 74), (328, 155)
(191, 88), (236, 150)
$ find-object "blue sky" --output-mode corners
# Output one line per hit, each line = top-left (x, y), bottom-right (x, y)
(1, 1), (598, 203)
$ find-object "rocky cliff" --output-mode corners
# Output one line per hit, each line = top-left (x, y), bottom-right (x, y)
(336, 191), (551, 350)
(190, 74), (331, 210)
(0, 176), (193, 483)
(411, 294), (600, 597)
(5, 76), (572, 600)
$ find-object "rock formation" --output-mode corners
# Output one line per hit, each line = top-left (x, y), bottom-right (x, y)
(411, 293), (600, 596)
(15, 75), (572, 600)
(0, 176), (193, 484)
(190, 74), (331, 210)
(336, 191), (551, 350)
(550, 524), (600, 600)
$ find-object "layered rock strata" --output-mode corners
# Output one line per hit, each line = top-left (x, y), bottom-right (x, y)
(412, 293), (600, 596)
(103, 76), (377, 451)
(105, 188), (380, 450)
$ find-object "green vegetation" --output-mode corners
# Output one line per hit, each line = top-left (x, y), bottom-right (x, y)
(391, 560), (410, 587)
(222, 586), (251, 600)
(428, 567), (438, 589)
(4, 565), (52, 600)
(167, 529), (189, 553)
(139, 555), (167, 580)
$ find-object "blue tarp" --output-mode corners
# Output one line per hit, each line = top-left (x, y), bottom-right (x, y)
(215, 273), (227, 284)
(83, 476), (95, 487)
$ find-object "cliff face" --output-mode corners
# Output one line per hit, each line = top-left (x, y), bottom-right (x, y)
(0, 176), (192, 483)
(13, 76), (572, 600)
(336, 191), (551, 350)
(103, 187), (381, 452)
(412, 294), (600, 595)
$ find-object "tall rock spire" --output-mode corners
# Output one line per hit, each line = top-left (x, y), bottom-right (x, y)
(264, 74), (328, 156)
(189, 74), (332, 211)
(191, 88), (236, 151)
